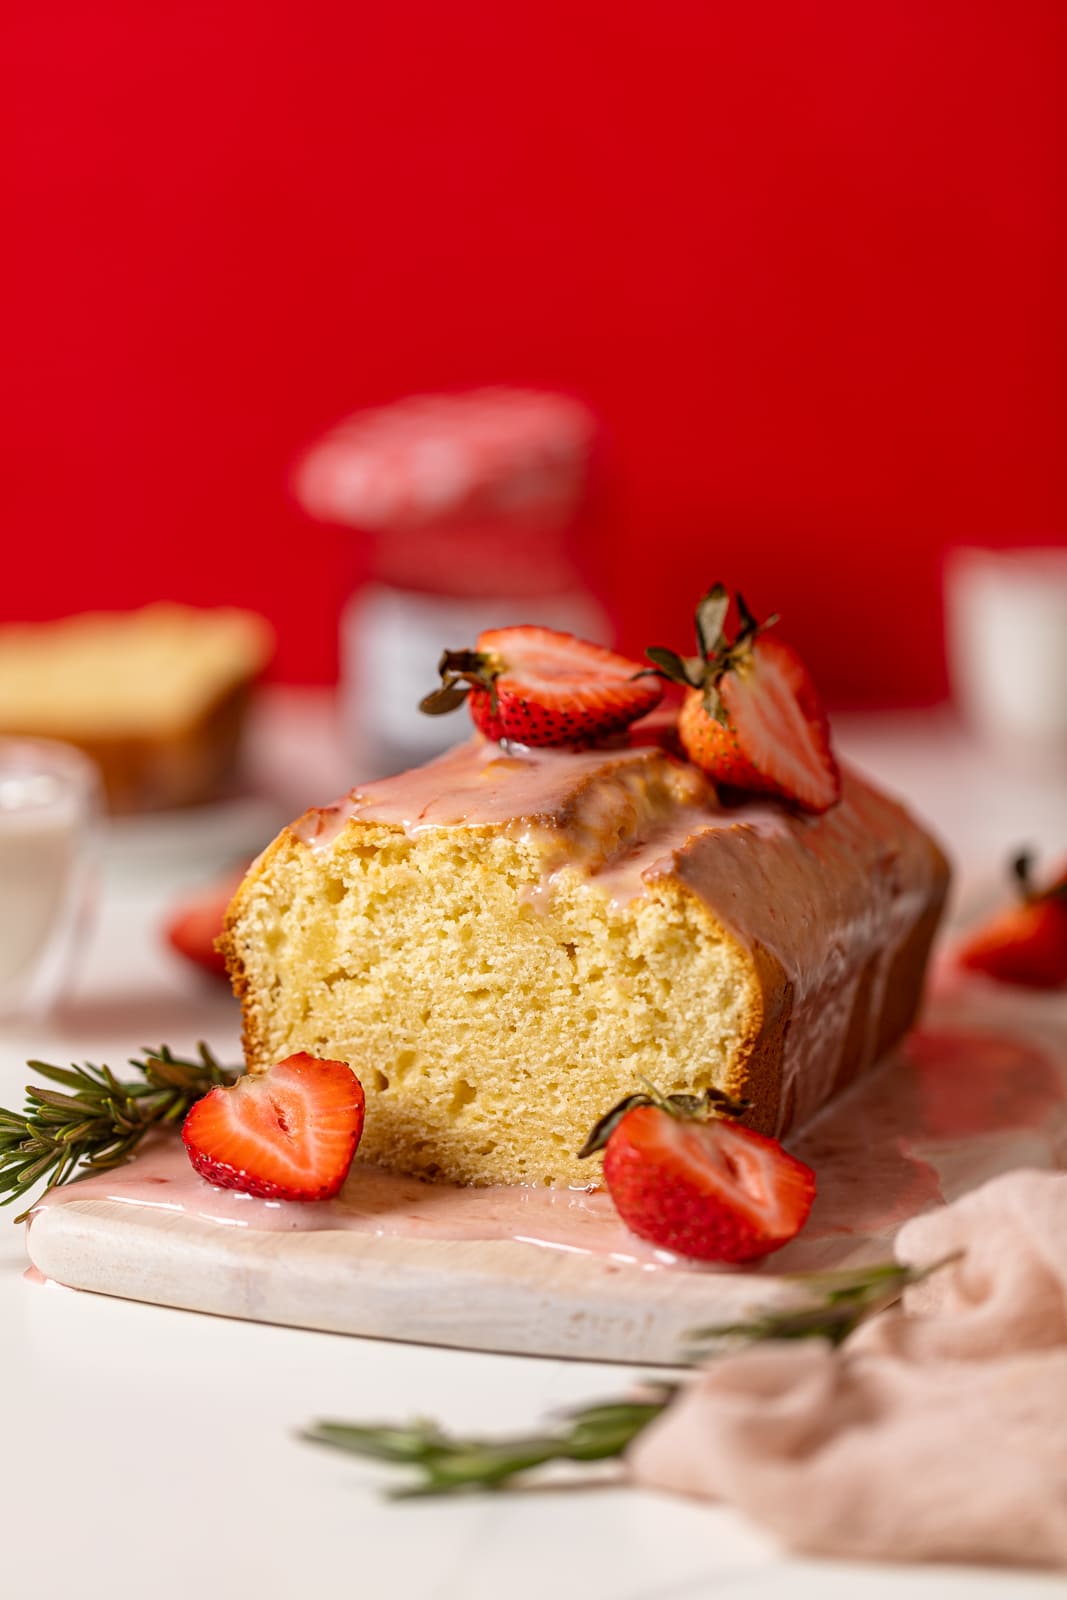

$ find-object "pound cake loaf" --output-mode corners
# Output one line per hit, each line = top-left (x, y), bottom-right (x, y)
(0, 604), (273, 812)
(221, 736), (949, 1188)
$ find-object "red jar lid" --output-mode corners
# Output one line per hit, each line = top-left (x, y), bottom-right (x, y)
(294, 387), (595, 535)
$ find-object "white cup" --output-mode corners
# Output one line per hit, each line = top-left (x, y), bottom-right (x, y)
(945, 547), (1067, 765)
(0, 739), (101, 1020)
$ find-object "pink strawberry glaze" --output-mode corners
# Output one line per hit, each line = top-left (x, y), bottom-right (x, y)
(290, 736), (751, 857)
(29, 1022), (1067, 1277)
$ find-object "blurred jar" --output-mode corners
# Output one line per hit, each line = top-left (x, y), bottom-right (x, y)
(0, 739), (101, 1019)
(945, 547), (1067, 766)
(294, 388), (607, 774)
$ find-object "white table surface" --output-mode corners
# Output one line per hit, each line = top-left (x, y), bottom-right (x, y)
(2, 696), (1065, 1600)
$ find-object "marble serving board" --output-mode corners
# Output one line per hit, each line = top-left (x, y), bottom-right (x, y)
(25, 980), (1067, 1365)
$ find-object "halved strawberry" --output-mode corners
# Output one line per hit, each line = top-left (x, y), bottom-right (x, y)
(164, 869), (246, 982)
(578, 1087), (816, 1263)
(419, 625), (662, 746)
(182, 1053), (365, 1200)
(958, 852), (1067, 990)
(648, 585), (840, 813)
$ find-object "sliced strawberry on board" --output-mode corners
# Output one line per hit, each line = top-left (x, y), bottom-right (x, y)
(578, 1087), (816, 1263)
(164, 869), (246, 982)
(958, 852), (1067, 990)
(648, 585), (841, 813)
(182, 1053), (365, 1201)
(419, 624), (662, 747)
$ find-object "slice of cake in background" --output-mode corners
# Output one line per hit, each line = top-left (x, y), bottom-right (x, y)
(221, 737), (949, 1188)
(0, 604), (273, 813)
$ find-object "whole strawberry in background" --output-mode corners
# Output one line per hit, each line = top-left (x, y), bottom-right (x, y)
(419, 625), (661, 746)
(647, 584), (841, 814)
(958, 851), (1067, 989)
(164, 868), (247, 982)
(578, 1086), (816, 1263)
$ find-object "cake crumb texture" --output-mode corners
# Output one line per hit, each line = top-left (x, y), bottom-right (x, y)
(227, 827), (760, 1187)
(222, 744), (949, 1188)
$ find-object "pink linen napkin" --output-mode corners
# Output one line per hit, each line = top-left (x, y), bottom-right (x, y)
(627, 1170), (1067, 1568)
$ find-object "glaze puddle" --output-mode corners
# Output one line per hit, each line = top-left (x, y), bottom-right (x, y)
(33, 1141), (662, 1264)
(29, 1021), (1067, 1279)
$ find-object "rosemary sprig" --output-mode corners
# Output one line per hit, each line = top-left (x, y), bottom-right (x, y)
(303, 1253), (960, 1498)
(686, 1251), (963, 1354)
(0, 1042), (237, 1221)
(303, 1392), (675, 1499)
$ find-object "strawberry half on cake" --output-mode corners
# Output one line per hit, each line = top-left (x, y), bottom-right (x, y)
(218, 599), (949, 1191)
(647, 584), (840, 813)
(419, 625), (662, 746)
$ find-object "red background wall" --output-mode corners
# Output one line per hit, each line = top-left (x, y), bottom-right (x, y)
(3, 2), (1065, 706)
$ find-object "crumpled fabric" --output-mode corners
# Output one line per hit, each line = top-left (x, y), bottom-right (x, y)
(627, 1170), (1067, 1568)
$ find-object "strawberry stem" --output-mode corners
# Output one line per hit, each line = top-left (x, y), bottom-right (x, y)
(644, 582), (780, 719)
(1011, 850), (1036, 899)
(418, 648), (501, 718)
(577, 1083), (751, 1160)
(693, 583), (731, 660)
(1009, 849), (1067, 908)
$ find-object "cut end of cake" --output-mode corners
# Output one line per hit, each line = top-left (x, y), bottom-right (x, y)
(223, 747), (764, 1188)
(221, 738), (949, 1189)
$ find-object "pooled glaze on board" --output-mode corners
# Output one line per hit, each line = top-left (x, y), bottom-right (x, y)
(31, 1024), (1066, 1279)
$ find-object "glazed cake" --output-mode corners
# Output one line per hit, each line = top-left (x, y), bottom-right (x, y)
(221, 736), (949, 1188)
